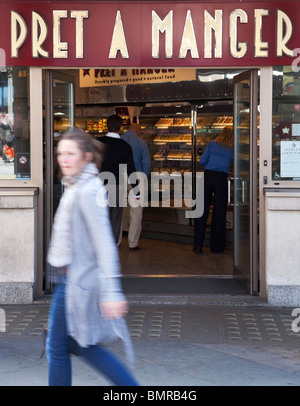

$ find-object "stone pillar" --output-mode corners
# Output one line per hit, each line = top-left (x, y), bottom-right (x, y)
(265, 189), (300, 307)
(0, 188), (38, 304)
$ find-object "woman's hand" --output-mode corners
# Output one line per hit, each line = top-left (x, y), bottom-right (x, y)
(100, 301), (129, 320)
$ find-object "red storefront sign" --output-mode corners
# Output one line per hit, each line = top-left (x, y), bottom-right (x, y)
(1, 1), (299, 67)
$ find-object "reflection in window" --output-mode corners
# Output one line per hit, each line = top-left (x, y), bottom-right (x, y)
(272, 66), (300, 180)
(0, 67), (30, 180)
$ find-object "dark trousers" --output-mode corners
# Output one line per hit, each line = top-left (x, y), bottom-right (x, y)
(194, 170), (228, 253)
(109, 206), (123, 243)
(108, 185), (124, 243)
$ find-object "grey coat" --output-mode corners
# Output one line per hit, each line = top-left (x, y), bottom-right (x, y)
(63, 173), (133, 363)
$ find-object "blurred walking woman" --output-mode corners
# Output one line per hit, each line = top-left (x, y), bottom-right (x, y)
(194, 126), (233, 255)
(46, 128), (138, 386)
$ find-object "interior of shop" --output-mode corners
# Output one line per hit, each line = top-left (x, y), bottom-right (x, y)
(45, 67), (249, 294)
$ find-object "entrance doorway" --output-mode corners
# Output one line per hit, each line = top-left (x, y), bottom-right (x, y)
(43, 68), (259, 296)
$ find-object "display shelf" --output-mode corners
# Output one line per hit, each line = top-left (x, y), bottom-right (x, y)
(153, 134), (191, 143)
(74, 115), (130, 134)
(139, 105), (234, 210)
(140, 111), (234, 171)
(166, 151), (192, 161)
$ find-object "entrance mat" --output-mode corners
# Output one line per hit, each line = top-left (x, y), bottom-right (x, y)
(122, 277), (246, 295)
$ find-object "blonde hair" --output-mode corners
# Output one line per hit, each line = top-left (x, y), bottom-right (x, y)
(59, 127), (105, 171)
(214, 126), (233, 149)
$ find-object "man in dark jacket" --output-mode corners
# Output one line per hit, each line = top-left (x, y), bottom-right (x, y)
(99, 115), (138, 243)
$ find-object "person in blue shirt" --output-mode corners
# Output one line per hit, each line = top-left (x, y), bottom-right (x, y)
(122, 123), (151, 176)
(121, 123), (151, 250)
(194, 126), (233, 254)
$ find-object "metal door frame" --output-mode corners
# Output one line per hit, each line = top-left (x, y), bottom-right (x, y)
(44, 70), (75, 292)
(233, 69), (259, 295)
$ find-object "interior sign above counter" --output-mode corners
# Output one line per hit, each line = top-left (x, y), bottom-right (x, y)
(79, 68), (196, 87)
(3, 2), (299, 67)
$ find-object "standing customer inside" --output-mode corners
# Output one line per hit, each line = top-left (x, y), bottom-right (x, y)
(46, 128), (138, 386)
(121, 123), (151, 250)
(99, 115), (138, 243)
(194, 126), (233, 254)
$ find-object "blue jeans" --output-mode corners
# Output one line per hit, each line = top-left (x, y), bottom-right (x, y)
(46, 283), (138, 386)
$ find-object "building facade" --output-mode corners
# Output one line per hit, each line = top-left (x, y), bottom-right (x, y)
(1, 0), (300, 306)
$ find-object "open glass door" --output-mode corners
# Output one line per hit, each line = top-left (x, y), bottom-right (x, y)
(44, 70), (75, 292)
(233, 70), (258, 295)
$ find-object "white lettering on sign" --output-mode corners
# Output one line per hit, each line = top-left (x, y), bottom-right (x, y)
(109, 10), (129, 59)
(53, 10), (68, 58)
(71, 10), (89, 58)
(11, 9), (88, 59)
(277, 10), (293, 57)
(229, 9), (248, 58)
(11, 11), (27, 58)
(152, 10), (173, 59)
(10, 8), (294, 61)
(179, 10), (199, 59)
(204, 10), (222, 59)
(151, 9), (293, 60)
(32, 11), (49, 58)
(254, 9), (269, 58)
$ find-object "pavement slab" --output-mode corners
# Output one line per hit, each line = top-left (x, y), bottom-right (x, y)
(0, 301), (300, 386)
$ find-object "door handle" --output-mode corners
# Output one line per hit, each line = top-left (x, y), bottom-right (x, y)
(227, 177), (234, 206)
(241, 179), (245, 204)
(230, 177), (248, 206)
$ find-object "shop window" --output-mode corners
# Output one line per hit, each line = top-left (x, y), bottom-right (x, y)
(272, 66), (300, 180)
(0, 67), (30, 180)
